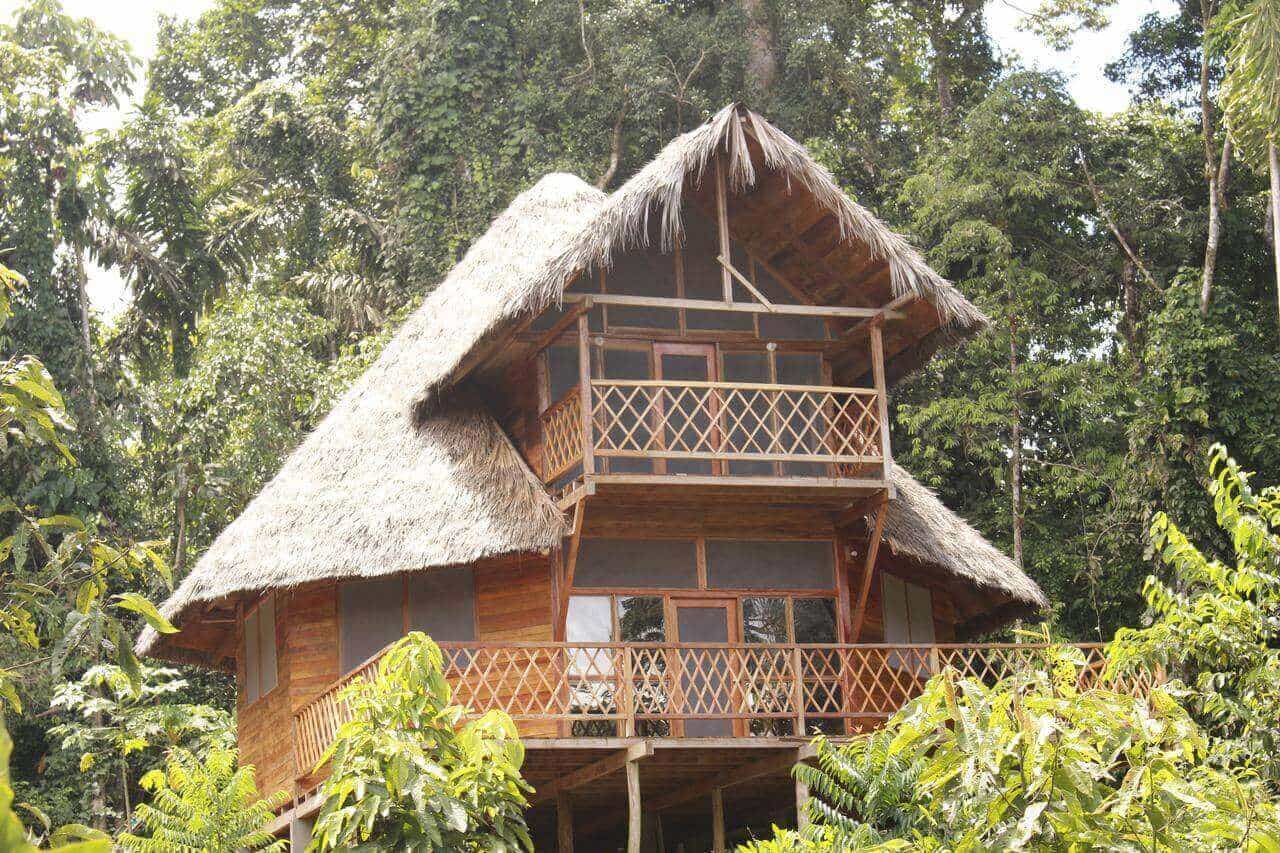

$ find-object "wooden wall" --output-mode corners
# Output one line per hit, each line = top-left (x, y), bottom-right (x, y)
(235, 554), (557, 796)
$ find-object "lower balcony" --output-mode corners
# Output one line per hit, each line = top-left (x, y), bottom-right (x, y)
(290, 641), (1160, 780)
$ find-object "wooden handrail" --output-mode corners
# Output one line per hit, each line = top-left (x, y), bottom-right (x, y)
(290, 640), (1163, 779)
(589, 379), (875, 394)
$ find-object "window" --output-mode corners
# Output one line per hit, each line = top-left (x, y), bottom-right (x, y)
(706, 539), (834, 589)
(575, 538), (698, 588)
(882, 574), (936, 674)
(565, 594), (667, 736)
(242, 595), (278, 705)
(408, 566), (476, 641)
(340, 570), (477, 672)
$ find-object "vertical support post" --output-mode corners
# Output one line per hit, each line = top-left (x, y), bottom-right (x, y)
(621, 646), (635, 737)
(557, 792), (574, 853)
(795, 777), (811, 832)
(791, 647), (806, 737)
(715, 156), (733, 304)
(869, 323), (892, 478)
(578, 312), (595, 476)
(711, 788), (726, 853)
(627, 760), (642, 853)
(850, 492), (888, 642)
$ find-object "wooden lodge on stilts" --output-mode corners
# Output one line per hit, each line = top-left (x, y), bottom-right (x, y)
(137, 104), (1153, 850)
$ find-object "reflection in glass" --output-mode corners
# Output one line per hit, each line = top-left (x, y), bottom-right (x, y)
(794, 598), (837, 644)
(741, 597), (787, 644)
(617, 596), (665, 642)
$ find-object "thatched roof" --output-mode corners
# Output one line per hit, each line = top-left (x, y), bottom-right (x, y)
(882, 467), (1047, 610)
(413, 102), (987, 419)
(140, 106), (1038, 663)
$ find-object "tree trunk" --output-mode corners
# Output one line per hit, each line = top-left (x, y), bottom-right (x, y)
(173, 462), (188, 578)
(1121, 253), (1145, 374)
(75, 249), (97, 414)
(1200, 0), (1224, 314)
(1271, 141), (1280, 326)
(1008, 315), (1024, 569)
(597, 102), (628, 190)
(739, 0), (776, 98)
(935, 62), (955, 121)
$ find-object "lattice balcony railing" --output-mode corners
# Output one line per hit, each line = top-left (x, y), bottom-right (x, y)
(291, 642), (1162, 776)
(535, 380), (885, 483)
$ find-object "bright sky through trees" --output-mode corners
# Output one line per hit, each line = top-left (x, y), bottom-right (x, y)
(0, 0), (1176, 315)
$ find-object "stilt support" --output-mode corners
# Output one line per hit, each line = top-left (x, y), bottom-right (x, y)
(796, 778), (811, 832)
(711, 787), (726, 853)
(557, 792), (574, 853)
(627, 760), (642, 853)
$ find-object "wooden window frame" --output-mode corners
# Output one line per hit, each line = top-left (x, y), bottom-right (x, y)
(241, 593), (279, 708)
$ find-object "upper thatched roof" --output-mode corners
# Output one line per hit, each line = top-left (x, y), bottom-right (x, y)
(140, 105), (1035, 663)
(412, 102), (987, 420)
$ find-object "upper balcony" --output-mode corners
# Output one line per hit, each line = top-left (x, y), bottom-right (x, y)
(539, 377), (889, 507)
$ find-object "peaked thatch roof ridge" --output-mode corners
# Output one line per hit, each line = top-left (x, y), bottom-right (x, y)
(414, 103), (987, 416)
(883, 466), (1048, 607)
(137, 173), (604, 657)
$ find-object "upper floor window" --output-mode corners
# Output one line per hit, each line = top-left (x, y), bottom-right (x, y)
(242, 595), (278, 705)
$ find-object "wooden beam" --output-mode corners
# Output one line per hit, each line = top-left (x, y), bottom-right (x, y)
(796, 778), (811, 831)
(557, 792), (574, 853)
(711, 788), (726, 853)
(833, 293), (916, 347)
(717, 255), (776, 311)
(577, 312), (595, 476)
(529, 299), (592, 357)
(531, 740), (653, 805)
(869, 324), (893, 475)
(715, 155), (733, 304)
(850, 492), (889, 641)
(627, 760), (642, 853)
(649, 743), (817, 813)
(562, 292), (881, 319)
(555, 500), (586, 639)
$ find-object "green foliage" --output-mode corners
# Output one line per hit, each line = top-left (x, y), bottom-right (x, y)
(1112, 444), (1280, 783)
(0, 715), (109, 851)
(1221, 0), (1280, 168)
(116, 747), (286, 853)
(308, 633), (532, 852)
(741, 649), (1280, 851)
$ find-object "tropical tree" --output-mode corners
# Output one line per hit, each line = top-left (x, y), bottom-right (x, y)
(740, 648), (1280, 851)
(308, 633), (533, 852)
(1111, 444), (1280, 783)
(116, 746), (286, 853)
(1220, 0), (1280, 321)
(48, 664), (232, 825)
(0, 717), (109, 851)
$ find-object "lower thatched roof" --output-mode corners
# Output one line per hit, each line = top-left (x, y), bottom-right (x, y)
(882, 468), (1048, 609)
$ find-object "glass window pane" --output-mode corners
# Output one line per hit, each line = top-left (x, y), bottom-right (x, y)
(575, 539), (698, 588)
(741, 597), (787, 644)
(882, 574), (909, 644)
(616, 596), (665, 642)
(566, 596), (613, 642)
(794, 598), (837, 644)
(706, 540), (834, 589)
(258, 596), (277, 694)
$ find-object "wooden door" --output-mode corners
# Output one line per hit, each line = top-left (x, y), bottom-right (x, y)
(672, 597), (737, 736)
(654, 343), (719, 475)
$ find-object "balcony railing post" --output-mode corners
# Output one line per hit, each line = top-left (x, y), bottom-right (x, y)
(791, 647), (806, 736)
(620, 646), (635, 737)
(577, 313), (594, 476)
(870, 324), (892, 478)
